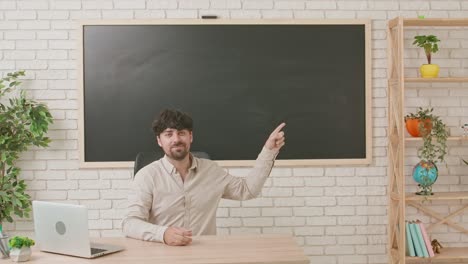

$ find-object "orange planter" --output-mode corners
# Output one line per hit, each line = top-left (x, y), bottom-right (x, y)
(405, 118), (432, 137)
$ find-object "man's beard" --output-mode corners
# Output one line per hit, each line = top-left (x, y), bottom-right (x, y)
(166, 143), (189, 161)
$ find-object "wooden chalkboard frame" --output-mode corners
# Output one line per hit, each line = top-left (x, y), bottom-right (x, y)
(78, 19), (372, 168)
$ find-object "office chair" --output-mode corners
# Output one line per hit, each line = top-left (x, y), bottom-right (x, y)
(133, 151), (210, 176)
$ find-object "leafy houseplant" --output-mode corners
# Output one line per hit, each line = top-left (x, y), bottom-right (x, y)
(405, 107), (448, 195)
(8, 236), (35, 262)
(413, 35), (441, 78)
(0, 71), (53, 236)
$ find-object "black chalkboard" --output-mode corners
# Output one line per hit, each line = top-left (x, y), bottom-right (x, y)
(81, 22), (370, 163)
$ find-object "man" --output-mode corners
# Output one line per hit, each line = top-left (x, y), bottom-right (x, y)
(122, 109), (285, 246)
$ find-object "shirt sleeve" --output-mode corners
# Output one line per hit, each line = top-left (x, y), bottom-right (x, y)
(122, 169), (168, 243)
(221, 147), (278, 200)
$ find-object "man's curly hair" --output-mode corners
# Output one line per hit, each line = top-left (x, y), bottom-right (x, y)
(152, 109), (193, 137)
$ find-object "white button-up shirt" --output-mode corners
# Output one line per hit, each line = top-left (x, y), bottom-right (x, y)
(122, 147), (278, 243)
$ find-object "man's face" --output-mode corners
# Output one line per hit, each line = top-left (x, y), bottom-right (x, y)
(157, 128), (193, 161)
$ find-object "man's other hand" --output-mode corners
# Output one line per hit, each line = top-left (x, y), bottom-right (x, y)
(264, 123), (286, 152)
(163, 227), (192, 246)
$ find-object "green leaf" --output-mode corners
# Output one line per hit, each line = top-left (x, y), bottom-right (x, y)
(413, 34), (441, 63)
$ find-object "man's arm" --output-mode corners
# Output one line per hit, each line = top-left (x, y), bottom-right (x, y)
(222, 123), (286, 200)
(122, 171), (168, 243)
(122, 169), (192, 246)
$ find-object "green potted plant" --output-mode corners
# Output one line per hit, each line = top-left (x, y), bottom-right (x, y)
(8, 236), (34, 262)
(405, 107), (448, 195)
(0, 70), (53, 257)
(413, 35), (441, 78)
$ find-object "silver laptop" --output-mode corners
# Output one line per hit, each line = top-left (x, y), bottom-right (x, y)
(33, 201), (124, 258)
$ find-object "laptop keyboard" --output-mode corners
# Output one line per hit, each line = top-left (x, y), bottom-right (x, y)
(91, 248), (107, 255)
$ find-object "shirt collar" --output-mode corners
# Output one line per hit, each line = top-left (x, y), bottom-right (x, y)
(161, 153), (198, 175)
(189, 154), (198, 170)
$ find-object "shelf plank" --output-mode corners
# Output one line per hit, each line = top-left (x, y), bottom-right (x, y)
(406, 192), (468, 201)
(405, 77), (468, 83)
(403, 18), (468, 27)
(407, 247), (468, 260)
(405, 136), (467, 142)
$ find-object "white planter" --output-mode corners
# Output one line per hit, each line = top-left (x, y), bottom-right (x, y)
(9, 247), (31, 262)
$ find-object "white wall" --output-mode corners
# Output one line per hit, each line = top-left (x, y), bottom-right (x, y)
(1, 1), (468, 263)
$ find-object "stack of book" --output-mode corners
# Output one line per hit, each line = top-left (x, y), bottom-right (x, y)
(405, 220), (435, 258)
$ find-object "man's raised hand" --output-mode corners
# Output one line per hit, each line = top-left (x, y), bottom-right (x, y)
(264, 123), (286, 152)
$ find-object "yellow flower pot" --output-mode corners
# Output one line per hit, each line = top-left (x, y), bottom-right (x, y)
(420, 64), (439, 78)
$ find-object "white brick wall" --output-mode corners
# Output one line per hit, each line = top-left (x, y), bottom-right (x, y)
(2, 1), (468, 263)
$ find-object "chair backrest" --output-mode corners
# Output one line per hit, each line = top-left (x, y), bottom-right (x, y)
(133, 151), (210, 176)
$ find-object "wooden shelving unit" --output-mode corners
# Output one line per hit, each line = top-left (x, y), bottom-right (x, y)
(387, 17), (468, 264)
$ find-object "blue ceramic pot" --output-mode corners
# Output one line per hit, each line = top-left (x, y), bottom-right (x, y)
(412, 161), (438, 195)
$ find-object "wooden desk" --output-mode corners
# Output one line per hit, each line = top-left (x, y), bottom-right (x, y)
(30, 234), (309, 264)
